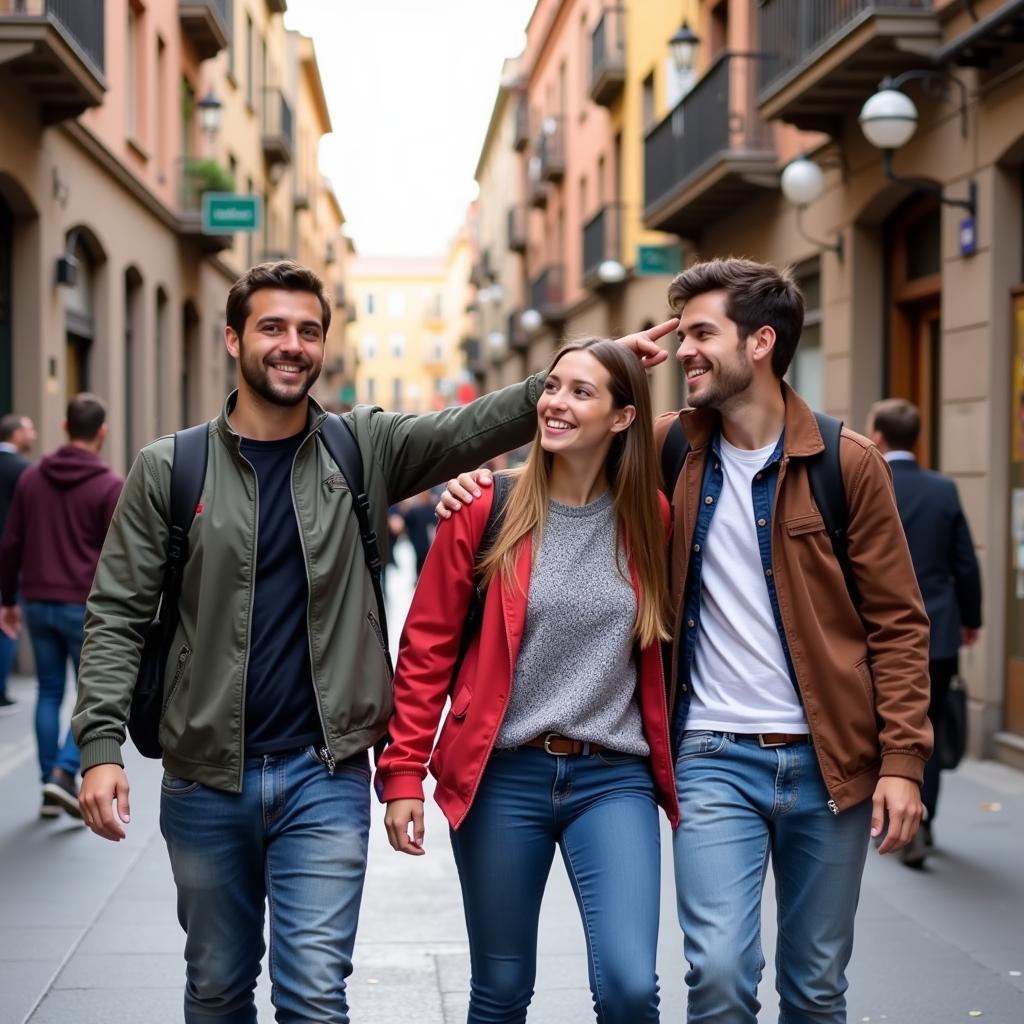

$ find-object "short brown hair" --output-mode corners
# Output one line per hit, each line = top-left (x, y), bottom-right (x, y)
(667, 258), (805, 377)
(66, 393), (107, 441)
(226, 260), (331, 341)
(0, 413), (27, 442)
(870, 398), (920, 450)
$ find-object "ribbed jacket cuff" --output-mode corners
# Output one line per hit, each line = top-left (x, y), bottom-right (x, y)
(879, 751), (926, 785)
(378, 773), (425, 804)
(80, 737), (126, 774)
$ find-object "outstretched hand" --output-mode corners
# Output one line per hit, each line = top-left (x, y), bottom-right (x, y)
(613, 317), (679, 368)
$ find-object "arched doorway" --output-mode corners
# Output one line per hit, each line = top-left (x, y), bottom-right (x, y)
(884, 196), (942, 467)
(124, 266), (144, 467)
(0, 195), (11, 413)
(63, 231), (102, 401)
(182, 300), (200, 426)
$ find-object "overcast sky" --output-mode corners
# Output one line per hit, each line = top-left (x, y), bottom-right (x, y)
(284, 0), (536, 259)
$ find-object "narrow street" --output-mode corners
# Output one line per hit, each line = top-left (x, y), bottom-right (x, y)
(0, 540), (1021, 1023)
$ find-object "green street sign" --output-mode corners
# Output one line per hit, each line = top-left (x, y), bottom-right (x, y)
(340, 384), (357, 405)
(202, 193), (261, 234)
(636, 244), (681, 276)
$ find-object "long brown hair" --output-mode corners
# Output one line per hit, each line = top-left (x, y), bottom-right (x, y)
(477, 339), (669, 646)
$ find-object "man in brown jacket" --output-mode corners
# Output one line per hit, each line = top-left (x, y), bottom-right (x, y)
(440, 258), (931, 1024)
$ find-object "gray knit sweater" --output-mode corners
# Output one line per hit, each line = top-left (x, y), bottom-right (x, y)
(495, 491), (650, 755)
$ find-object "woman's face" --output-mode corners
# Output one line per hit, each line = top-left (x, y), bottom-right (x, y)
(537, 349), (635, 458)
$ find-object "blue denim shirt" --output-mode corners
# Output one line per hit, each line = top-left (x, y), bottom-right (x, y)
(672, 429), (800, 745)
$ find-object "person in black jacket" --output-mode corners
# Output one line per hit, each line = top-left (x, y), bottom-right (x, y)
(869, 398), (982, 866)
(0, 413), (36, 712)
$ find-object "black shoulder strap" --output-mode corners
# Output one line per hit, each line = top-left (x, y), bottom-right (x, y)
(317, 414), (393, 674)
(450, 472), (514, 692)
(806, 412), (861, 610)
(166, 423), (210, 589)
(660, 418), (689, 500)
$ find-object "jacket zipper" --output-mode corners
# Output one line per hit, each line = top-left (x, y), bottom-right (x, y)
(367, 610), (387, 657)
(290, 432), (335, 775)
(770, 456), (839, 815)
(236, 450), (260, 791)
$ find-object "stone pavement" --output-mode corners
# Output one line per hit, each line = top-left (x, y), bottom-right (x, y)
(0, 539), (1022, 1022)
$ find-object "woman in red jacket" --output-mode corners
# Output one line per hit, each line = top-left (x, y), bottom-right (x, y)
(377, 338), (678, 1024)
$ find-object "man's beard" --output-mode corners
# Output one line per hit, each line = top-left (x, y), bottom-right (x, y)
(237, 340), (321, 407)
(688, 350), (753, 410)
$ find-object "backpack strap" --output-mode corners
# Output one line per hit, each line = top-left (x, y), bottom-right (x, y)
(806, 412), (861, 611)
(317, 414), (393, 675)
(660, 417), (689, 500)
(165, 423), (210, 602)
(450, 472), (514, 691)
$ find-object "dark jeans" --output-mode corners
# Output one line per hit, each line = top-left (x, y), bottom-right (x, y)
(922, 656), (958, 824)
(450, 746), (662, 1024)
(24, 600), (85, 781)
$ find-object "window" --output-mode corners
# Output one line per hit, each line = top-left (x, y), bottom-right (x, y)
(365, 292), (376, 315)
(788, 260), (823, 411)
(392, 378), (402, 409)
(245, 15), (254, 106)
(642, 73), (656, 131)
(155, 36), (166, 177)
(366, 378), (375, 404)
(388, 290), (406, 317)
(597, 156), (606, 206)
(363, 334), (377, 360)
(390, 333), (405, 359)
(127, 4), (140, 140)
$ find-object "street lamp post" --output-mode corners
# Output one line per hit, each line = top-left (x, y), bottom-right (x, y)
(779, 156), (844, 261)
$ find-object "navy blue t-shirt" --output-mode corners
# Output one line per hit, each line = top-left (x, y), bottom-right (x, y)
(240, 430), (323, 756)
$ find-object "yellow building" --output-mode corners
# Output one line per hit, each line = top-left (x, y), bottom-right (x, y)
(350, 257), (464, 413)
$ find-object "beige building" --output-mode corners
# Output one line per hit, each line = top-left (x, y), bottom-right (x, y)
(349, 257), (465, 413)
(0, 1), (348, 473)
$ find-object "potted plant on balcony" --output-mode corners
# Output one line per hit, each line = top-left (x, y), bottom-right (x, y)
(184, 158), (235, 197)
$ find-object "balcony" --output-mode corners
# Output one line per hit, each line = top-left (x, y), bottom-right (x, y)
(507, 309), (528, 352)
(261, 85), (294, 169)
(512, 97), (529, 151)
(529, 265), (567, 326)
(179, 0), (231, 61)
(644, 53), (776, 238)
(590, 6), (625, 107)
(582, 202), (623, 290)
(460, 336), (484, 376)
(176, 158), (235, 253)
(756, 1), (940, 133)
(528, 161), (547, 209)
(538, 117), (565, 183)
(0, 0), (106, 123)
(507, 204), (527, 253)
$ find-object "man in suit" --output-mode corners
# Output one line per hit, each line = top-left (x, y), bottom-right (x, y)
(0, 413), (36, 712)
(869, 398), (982, 866)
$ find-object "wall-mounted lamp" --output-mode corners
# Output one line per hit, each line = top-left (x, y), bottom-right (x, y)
(521, 308), (543, 333)
(197, 89), (223, 139)
(597, 259), (627, 285)
(859, 71), (977, 234)
(669, 21), (700, 74)
(779, 157), (844, 261)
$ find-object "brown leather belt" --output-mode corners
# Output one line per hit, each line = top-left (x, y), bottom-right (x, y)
(525, 733), (605, 756)
(736, 732), (811, 748)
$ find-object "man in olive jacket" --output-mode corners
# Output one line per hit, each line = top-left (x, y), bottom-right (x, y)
(72, 261), (551, 1024)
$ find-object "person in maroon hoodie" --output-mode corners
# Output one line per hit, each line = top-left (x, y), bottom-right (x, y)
(0, 394), (122, 819)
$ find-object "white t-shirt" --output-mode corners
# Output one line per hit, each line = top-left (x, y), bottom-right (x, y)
(686, 434), (809, 734)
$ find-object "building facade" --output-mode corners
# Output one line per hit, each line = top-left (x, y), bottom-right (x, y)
(0, 0), (348, 473)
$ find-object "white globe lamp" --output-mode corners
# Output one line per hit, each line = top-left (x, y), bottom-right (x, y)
(780, 157), (825, 208)
(859, 89), (918, 150)
(521, 308), (543, 333)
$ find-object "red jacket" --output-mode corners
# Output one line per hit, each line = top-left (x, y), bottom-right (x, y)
(376, 486), (680, 830)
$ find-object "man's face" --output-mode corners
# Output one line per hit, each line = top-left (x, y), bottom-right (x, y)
(228, 289), (325, 407)
(674, 290), (754, 410)
(13, 418), (36, 455)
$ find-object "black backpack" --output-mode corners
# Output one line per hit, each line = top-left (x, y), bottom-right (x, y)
(659, 412), (862, 611)
(127, 415), (391, 758)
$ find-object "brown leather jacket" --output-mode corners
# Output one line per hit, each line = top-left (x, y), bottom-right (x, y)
(656, 384), (932, 812)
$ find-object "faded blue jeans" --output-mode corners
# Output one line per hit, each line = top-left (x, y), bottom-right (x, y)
(160, 745), (371, 1024)
(24, 600), (84, 781)
(450, 746), (662, 1024)
(673, 731), (872, 1024)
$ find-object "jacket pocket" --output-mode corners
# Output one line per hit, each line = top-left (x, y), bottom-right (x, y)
(450, 686), (472, 720)
(785, 513), (826, 537)
(854, 657), (874, 708)
(162, 645), (191, 715)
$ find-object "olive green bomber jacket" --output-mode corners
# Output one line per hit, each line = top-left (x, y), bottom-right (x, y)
(72, 378), (544, 792)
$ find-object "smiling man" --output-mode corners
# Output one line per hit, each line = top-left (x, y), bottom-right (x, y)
(69, 261), (553, 1024)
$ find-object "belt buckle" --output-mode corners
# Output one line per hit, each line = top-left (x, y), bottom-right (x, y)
(757, 734), (787, 748)
(543, 733), (569, 756)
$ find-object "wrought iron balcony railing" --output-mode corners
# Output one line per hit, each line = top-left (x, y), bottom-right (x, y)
(590, 6), (625, 107)
(582, 202), (623, 288)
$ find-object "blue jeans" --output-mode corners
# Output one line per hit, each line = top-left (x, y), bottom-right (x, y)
(450, 746), (662, 1024)
(24, 600), (85, 781)
(673, 731), (872, 1024)
(160, 746), (371, 1024)
(0, 627), (16, 698)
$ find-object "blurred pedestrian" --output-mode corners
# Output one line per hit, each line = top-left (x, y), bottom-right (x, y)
(0, 395), (122, 818)
(0, 412), (35, 713)
(869, 398), (982, 866)
(70, 261), (679, 1024)
(380, 339), (676, 1023)
(399, 490), (437, 577)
